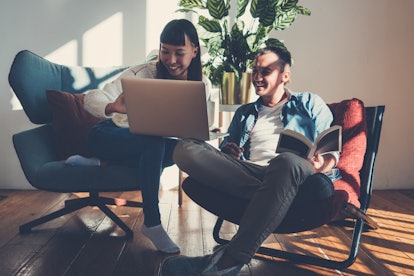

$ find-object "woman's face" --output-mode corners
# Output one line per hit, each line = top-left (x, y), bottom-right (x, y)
(159, 34), (198, 80)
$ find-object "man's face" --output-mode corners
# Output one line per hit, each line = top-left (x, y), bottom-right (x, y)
(159, 35), (198, 80)
(252, 52), (289, 97)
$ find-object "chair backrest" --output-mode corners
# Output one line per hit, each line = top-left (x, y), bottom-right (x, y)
(8, 50), (127, 124)
(359, 106), (385, 211)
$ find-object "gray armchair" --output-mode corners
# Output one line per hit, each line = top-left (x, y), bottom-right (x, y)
(8, 50), (147, 238)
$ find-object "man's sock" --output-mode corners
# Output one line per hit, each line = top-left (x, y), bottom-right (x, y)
(141, 224), (180, 254)
(65, 155), (101, 166)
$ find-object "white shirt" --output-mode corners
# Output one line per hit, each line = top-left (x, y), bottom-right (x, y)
(249, 98), (287, 164)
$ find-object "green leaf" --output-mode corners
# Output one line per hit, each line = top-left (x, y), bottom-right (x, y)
(297, 6), (311, 16)
(265, 38), (286, 49)
(274, 0), (288, 7)
(199, 15), (222, 33)
(207, 0), (228, 19)
(236, 0), (249, 18)
(251, 24), (272, 50)
(206, 34), (224, 55)
(274, 8), (297, 30)
(250, 0), (263, 18)
(282, 0), (298, 11)
(259, 1), (277, 27)
(178, 0), (205, 9)
(175, 8), (199, 14)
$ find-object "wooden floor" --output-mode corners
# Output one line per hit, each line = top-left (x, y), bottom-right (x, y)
(0, 188), (413, 276)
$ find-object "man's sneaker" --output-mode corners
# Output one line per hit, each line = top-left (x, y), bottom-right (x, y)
(159, 245), (243, 276)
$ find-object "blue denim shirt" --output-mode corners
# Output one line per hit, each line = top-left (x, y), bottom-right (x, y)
(220, 90), (334, 161)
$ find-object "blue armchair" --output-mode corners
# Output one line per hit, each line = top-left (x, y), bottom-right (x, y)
(8, 50), (147, 238)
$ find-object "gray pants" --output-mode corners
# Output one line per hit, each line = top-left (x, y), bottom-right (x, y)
(173, 139), (315, 264)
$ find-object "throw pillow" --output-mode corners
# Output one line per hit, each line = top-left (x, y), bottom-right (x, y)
(46, 90), (101, 160)
(328, 98), (367, 208)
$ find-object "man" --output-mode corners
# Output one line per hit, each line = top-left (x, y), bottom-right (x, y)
(160, 46), (340, 275)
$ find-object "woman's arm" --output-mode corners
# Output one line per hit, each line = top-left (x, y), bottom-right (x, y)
(84, 62), (157, 118)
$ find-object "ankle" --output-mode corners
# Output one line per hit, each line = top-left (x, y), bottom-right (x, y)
(141, 224), (180, 254)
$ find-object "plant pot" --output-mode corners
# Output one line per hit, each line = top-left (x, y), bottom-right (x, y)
(220, 72), (252, 105)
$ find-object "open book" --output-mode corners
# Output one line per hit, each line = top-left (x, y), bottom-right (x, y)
(276, 125), (342, 159)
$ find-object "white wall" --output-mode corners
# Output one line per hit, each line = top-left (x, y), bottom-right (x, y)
(1, 0), (413, 190)
(275, 0), (414, 190)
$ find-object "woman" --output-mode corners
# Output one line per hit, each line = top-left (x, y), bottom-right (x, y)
(78, 19), (211, 254)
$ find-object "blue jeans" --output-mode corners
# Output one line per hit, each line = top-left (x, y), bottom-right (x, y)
(87, 119), (178, 227)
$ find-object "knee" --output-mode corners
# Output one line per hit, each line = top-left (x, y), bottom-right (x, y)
(173, 139), (199, 168)
(269, 152), (314, 179)
(270, 152), (299, 168)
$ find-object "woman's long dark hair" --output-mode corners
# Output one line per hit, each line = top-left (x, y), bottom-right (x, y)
(156, 19), (202, 81)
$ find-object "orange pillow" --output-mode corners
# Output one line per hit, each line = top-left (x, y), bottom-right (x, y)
(328, 98), (367, 208)
(46, 90), (101, 160)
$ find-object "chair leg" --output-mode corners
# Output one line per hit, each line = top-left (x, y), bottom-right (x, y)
(95, 201), (134, 238)
(212, 218), (229, 245)
(19, 197), (90, 233)
(212, 217), (366, 270)
(178, 170), (186, 207)
(20, 192), (142, 238)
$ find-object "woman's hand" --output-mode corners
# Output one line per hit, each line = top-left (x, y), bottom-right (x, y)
(105, 92), (127, 115)
(221, 142), (244, 159)
(309, 153), (336, 173)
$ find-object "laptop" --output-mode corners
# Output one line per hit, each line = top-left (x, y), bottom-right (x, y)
(122, 78), (228, 141)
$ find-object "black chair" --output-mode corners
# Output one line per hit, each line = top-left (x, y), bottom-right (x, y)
(8, 50), (148, 238)
(182, 102), (385, 270)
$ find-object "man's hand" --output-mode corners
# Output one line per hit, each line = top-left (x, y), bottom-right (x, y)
(309, 153), (336, 173)
(221, 142), (244, 159)
(105, 92), (127, 115)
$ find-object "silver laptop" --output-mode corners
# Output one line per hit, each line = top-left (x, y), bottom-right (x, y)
(122, 78), (228, 141)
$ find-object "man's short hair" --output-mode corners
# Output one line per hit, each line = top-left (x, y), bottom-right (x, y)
(256, 46), (292, 72)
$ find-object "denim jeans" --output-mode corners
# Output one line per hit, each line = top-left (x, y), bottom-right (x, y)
(87, 119), (178, 227)
(173, 139), (315, 264)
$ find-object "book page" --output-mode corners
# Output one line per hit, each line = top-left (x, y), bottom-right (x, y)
(315, 126), (342, 155)
(276, 133), (312, 158)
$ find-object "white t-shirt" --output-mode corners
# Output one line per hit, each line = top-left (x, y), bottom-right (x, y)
(249, 98), (287, 164)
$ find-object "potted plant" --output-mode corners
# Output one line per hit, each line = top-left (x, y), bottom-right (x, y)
(177, 0), (311, 104)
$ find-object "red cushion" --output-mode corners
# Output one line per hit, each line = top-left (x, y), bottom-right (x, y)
(328, 98), (367, 208)
(46, 90), (101, 160)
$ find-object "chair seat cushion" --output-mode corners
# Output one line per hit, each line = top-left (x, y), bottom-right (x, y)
(36, 161), (140, 192)
(13, 125), (141, 192)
